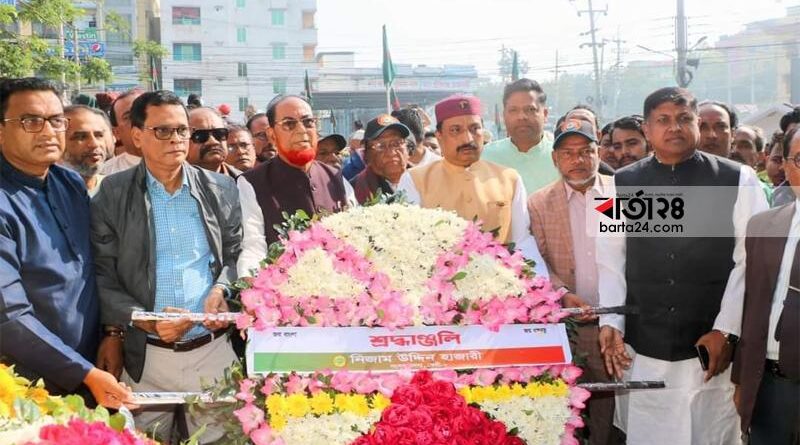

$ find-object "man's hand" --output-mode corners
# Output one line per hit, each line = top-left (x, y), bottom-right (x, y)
(695, 330), (733, 382)
(83, 367), (138, 410)
(599, 325), (632, 380)
(95, 336), (123, 379)
(733, 384), (742, 416)
(153, 307), (193, 343)
(562, 293), (597, 323)
(203, 286), (230, 332)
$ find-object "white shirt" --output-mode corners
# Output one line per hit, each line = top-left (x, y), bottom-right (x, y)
(236, 176), (357, 277)
(397, 168), (550, 279)
(564, 177), (612, 306)
(99, 152), (141, 175)
(767, 198), (800, 359)
(598, 164), (769, 335)
(411, 148), (442, 168)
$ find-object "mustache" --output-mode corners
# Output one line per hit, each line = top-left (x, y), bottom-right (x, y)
(199, 144), (224, 158)
(457, 142), (479, 152)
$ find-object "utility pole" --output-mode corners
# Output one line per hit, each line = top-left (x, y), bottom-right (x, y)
(675, 0), (690, 87)
(58, 22), (66, 89)
(553, 50), (560, 115)
(97, 0), (105, 91)
(577, 0), (607, 120)
(609, 30), (625, 118)
(72, 22), (81, 94)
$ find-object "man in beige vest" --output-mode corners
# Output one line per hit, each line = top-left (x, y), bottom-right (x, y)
(397, 94), (548, 278)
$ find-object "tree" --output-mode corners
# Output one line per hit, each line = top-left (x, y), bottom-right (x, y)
(498, 46), (529, 82)
(133, 39), (169, 89)
(82, 57), (113, 84)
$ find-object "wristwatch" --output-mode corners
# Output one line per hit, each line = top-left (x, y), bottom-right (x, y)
(720, 331), (739, 345)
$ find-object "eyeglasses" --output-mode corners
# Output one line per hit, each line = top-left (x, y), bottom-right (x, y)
(369, 139), (406, 153)
(556, 148), (597, 160)
(191, 128), (229, 143)
(144, 126), (192, 140)
(229, 142), (253, 152)
(252, 131), (268, 141)
(2, 116), (70, 133)
(786, 153), (800, 168)
(275, 117), (318, 132)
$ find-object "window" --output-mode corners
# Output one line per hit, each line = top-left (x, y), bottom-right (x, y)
(238, 97), (248, 112)
(236, 0), (245, 7)
(272, 43), (286, 60)
(303, 45), (316, 62)
(173, 43), (201, 61)
(174, 79), (201, 97)
(237, 27), (246, 43)
(272, 78), (287, 94)
(172, 7), (200, 25)
(270, 9), (285, 26)
(237, 62), (248, 78)
(302, 11), (315, 29)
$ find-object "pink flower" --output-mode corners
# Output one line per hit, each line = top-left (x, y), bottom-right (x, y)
(330, 371), (355, 393)
(284, 374), (308, 395)
(473, 369), (499, 386)
(569, 387), (592, 410)
(233, 404), (265, 435)
(353, 373), (379, 394)
(560, 365), (583, 385)
(235, 378), (256, 403)
(260, 376), (278, 396)
(249, 425), (275, 445)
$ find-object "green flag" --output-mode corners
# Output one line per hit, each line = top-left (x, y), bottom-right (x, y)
(304, 69), (313, 106)
(511, 50), (520, 81)
(382, 25), (396, 87)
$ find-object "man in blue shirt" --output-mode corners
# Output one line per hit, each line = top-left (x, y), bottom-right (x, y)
(0, 77), (134, 409)
(92, 90), (241, 443)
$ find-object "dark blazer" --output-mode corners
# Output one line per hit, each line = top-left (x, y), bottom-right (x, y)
(350, 169), (394, 204)
(90, 162), (242, 382)
(731, 200), (797, 433)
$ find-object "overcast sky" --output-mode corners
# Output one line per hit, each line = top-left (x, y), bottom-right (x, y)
(317, 0), (799, 79)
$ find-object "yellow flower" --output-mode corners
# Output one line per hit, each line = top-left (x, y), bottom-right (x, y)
(285, 393), (310, 418)
(470, 386), (491, 403)
(27, 387), (50, 412)
(266, 394), (288, 416)
(269, 413), (287, 431)
(458, 387), (473, 404)
(510, 383), (526, 397)
(0, 367), (23, 418)
(309, 392), (334, 415)
(370, 394), (391, 411)
(493, 384), (514, 401)
(335, 394), (369, 416)
(526, 383), (543, 398)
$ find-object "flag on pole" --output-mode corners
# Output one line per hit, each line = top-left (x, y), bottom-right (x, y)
(382, 24), (396, 114)
(304, 69), (313, 106)
(382, 25), (396, 88)
(390, 87), (401, 111)
(511, 50), (520, 82)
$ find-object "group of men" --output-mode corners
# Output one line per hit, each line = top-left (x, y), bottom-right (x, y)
(1, 74), (798, 445)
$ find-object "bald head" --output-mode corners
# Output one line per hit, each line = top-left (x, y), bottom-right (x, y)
(187, 107), (228, 171)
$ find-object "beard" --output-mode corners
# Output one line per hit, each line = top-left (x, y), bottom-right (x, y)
(278, 144), (317, 167)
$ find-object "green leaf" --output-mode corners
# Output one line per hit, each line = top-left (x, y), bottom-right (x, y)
(108, 412), (127, 432)
(450, 271), (467, 282)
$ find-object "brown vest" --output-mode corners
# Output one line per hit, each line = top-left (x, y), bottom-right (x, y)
(408, 159), (517, 243)
(242, 157), (347, 244)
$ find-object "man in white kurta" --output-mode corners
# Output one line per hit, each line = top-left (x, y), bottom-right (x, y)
(597, 87), (768, 444)
(397, 94), (548, 279)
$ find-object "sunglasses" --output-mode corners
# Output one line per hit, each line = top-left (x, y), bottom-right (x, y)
(191, 128), (229, 143)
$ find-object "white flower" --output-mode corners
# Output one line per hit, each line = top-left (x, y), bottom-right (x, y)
(453, 254), (526, 302)
(322, 204), (468, 310)
(277, 410), (382, 445)
(279, 248), (365, 299)
(477, 395), (572, 445)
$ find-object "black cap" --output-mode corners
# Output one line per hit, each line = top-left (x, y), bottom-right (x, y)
(553, 118), (598, 149)
(364, 114), (411, 142)
(318, 133), (347, 152)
